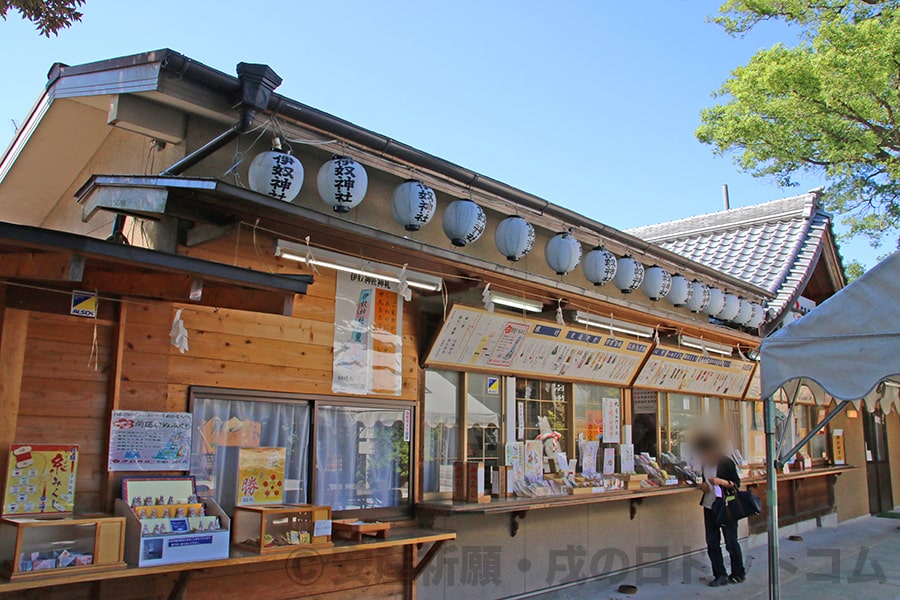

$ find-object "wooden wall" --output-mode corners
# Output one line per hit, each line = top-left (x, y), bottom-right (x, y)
(15, 312), (115, 513)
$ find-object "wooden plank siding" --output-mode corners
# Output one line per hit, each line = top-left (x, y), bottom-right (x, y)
(0, 228), (422, 599)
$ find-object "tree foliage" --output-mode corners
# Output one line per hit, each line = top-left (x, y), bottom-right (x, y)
(0, 0), (84, 36)
(698, 0), (900, 248)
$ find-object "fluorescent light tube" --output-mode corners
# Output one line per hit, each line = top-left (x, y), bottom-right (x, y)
(275, 240), (443, 292)
(490, 292), (544, 313)
(572, 311), (654, 339)
(679, 334), (733, 357)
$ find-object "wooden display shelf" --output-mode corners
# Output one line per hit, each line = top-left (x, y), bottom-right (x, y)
(0, 527), (456, 595)
(417, 483), (697, 516)
(742, 465), (856, 486)
(332, 519), (391, 541)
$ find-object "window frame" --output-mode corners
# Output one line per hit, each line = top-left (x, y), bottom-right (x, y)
(189, 387), (416, 521)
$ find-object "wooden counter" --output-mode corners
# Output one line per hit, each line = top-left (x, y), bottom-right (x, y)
(417, 484), (698, 516)
(0, 527), (455, 599)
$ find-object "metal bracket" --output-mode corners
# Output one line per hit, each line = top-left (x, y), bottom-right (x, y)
(167, 570), (196, 600)
(630, 497), (643, 520)
(510, 510), (527, 537)
(411, 540), (448, 581)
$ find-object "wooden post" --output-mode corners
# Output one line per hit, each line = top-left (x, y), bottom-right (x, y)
(0, 307), (29, 481)
(103, 302), (128, 510)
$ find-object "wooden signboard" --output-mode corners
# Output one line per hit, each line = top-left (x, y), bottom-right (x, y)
(425, 305), (652, 386)
(633, 346), (756, 399)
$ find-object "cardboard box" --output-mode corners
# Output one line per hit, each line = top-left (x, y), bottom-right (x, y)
(116, 477), (230, 567)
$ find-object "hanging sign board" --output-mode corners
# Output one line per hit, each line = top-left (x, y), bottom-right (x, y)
(425, 305), (652, 386)
(633, 345), (756, 399)
(108, 410), (192, 471)
(744, 367), (761, 401)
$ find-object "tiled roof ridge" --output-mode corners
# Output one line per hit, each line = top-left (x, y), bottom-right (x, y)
(627, 191), (822, 242)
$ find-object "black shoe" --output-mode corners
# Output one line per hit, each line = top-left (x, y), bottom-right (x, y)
(728, 574), (745, 584)
(708, 576), (729, 587)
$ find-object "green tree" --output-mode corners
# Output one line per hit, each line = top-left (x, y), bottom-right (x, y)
(697, 0), (900, 249)
(1, 0), (85, 36)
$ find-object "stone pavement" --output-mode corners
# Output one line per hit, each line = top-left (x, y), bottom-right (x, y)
(529, 515), (900, 600)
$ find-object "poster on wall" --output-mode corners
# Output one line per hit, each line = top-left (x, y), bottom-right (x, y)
(236, 447), (286, 506)
(333, 270), (403, 396)
(3, 444), (78, 515)
(425, 305), (652, 386)
(108, 410), (192, 471)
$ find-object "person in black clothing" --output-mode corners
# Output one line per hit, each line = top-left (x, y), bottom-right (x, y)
(695, 433), (746, 587)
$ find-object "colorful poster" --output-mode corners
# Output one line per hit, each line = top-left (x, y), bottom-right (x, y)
(633, 345), (756, 399)
(3, 444), (78, 515)
(108, 410), (192, 471)
(333, 270), (403, 396)
(602, 397), (621, 444)
(236, 447), (286, 505)
(425, 305), (652, 386)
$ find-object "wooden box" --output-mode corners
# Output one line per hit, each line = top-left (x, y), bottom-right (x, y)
(232, 504), (332, 553)
(332, 519), (391, 542)
(0, 514), (126, 580)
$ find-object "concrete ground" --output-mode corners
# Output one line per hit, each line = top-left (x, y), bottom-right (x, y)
(529, 514), (900, 600)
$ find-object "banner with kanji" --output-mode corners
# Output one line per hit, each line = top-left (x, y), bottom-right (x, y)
(332, 270), (403, 395)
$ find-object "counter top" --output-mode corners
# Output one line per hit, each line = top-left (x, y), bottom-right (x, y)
(0, 527), (455, 593)
(417, 466), (857, 517)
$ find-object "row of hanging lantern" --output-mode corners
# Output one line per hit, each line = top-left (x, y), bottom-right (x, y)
(248, 146), (767, 329)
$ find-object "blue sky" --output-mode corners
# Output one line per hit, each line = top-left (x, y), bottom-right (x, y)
(0, 0), (882, 268)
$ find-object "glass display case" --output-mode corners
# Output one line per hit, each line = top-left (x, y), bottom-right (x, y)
(232, 504), (332, 553)
(0, 514), (126, 579)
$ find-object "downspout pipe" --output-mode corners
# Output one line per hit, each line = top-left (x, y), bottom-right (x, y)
(108, 62), (282, 243)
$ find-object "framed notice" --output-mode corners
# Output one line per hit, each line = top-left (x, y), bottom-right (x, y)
(236, 447), (286, 506)
(4, 444), (78, 515)
(633, 345), (756, 399)
(333, 271), (403, 396)
(602, 397), (621, 444)
(108, 410), (192, 471)
(425, 305), (652, 386)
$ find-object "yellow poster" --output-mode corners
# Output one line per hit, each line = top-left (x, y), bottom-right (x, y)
(3, 444), (79, 515)
(236, 447), (285, 506)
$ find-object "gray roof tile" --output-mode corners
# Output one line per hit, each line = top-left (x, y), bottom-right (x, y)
(627, 192), (832, 323)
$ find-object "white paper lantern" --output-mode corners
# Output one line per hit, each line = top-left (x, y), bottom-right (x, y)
(733, 297), (754, 325)
(705, 287), (726, 317)
(642, 266), (672, 301)
(317, 155), (368, 213)
(746, 303), (766, 328)
(248, 149), (303, 202)
(667, 274), (693, 308)
(686, 280), (711, 313)
(583, 246), (618, 286)
(614, 256), (645, 293)
(442, 199), (486, 247)
(545, 231), (582, 275)
(495, 216), (535, 261)
(716, 293), (741, 322)
(391, 179), (436, 231)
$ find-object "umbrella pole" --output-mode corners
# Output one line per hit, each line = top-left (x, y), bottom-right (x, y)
(764, 395), (780, 600)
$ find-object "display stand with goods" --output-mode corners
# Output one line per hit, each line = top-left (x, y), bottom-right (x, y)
(0, 442), (127, 580)
(232, 504), (333, 553)
(0, 514), (126, 579)
(115, 476), (230, 567)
